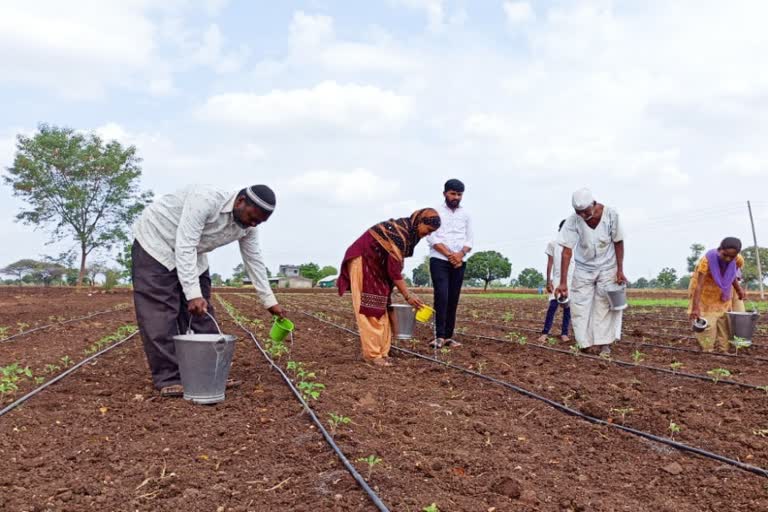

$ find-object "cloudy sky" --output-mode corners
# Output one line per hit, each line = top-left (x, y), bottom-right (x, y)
(2, 0), (768, 284)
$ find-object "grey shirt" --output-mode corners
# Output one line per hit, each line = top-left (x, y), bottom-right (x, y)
(133, 185), (277, 307)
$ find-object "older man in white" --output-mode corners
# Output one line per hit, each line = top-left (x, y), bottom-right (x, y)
(555, 188), (627, 356)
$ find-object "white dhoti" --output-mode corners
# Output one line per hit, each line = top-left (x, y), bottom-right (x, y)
(570, 265), (622, 348)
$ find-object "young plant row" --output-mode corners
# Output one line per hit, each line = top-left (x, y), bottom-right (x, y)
(0, 356), (75, 399)
(83, 324), (138, 355)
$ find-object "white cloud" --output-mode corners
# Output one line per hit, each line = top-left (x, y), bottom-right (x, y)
(464, 113), (529, 139)
(503, 1), (535, 25)
(287, 168), (401, 205)
(391, 0), (445, 33)
(193, 24), (249, 73)
(721, 153), (768, 177)
(197, 81), (411, 132)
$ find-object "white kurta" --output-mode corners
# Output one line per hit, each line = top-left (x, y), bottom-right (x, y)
(545, 240), (574, 301)
(557, 207), (624, 348)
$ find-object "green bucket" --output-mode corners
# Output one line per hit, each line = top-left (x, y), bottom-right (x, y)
(269, 316), (294, 342)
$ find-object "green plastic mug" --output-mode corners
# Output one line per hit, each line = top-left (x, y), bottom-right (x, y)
(269, 316), (294, 342)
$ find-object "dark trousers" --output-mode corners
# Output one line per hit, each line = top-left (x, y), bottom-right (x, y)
(542, 299), (571, 336)
(132, 241), (219, 389)
(430, 257), (466, 339)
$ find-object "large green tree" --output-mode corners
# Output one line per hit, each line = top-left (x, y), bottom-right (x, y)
(686, 243), (706, 273)
(465, 250), (512, 290)
(517, 267), (545, 289)
(656, 267), (678, 289)
(741, 246), (768, 287)
(299, 262), (321, 283)
(4, 125), (153, 286)
(633, 277), (650, 289)
(318, 265), (338, 280)
(0, 259), (40, 282)
(412, 257), (431, 287)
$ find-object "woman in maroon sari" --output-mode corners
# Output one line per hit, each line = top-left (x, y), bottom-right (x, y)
(338, 209), (441, 366)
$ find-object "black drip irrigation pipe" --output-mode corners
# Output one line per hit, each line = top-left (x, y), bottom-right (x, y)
(220, 307), (390, 512)
(0, 331), (139, 418)
(0, 306), (129, 344)
(454, 331), (768, 391)
(452, 316), (768, 363)
(299, 311), (768, 480)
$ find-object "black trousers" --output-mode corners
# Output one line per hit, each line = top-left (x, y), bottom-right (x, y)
(131, 241), (219, 389)
(430, 257), (466, 339)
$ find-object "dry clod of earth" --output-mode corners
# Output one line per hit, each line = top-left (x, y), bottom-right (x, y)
(491, 476), (523, 499)
(662, 462), (684, 475)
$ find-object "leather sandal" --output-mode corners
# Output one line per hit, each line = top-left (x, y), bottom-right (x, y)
(159, 384), (184, 397)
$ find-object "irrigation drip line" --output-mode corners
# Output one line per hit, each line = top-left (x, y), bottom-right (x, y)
(219, 306), (390, 512)
(452, 316), (768, 363)
(299, 311), (768, 480)
(0, 307), (129, 344)
(0, 331), (138, 418)
(456, 331), (767, 391)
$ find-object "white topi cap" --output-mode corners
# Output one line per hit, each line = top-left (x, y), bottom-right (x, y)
(572, 188), (594, 210)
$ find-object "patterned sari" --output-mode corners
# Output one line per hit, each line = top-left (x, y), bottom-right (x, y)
(338, 209), (440, 317)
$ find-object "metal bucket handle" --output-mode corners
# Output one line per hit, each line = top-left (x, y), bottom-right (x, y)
(186, 311), (224, 335)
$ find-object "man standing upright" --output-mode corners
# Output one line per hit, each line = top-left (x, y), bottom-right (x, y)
(427, 179), (473, 348)
(555, 188), (626, 356)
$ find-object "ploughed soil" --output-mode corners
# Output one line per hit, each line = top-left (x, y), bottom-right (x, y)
(1, 288), (768, 511)
(0, 287), (131, 328)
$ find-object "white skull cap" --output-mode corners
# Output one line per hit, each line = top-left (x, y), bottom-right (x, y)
(572, 188), (594, 210)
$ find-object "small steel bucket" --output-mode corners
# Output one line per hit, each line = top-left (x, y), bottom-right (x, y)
(172, 313), (236, 405)
(692, 317), (708, 333)
(605, 284), (628, 311)
(727, 311), (759, 344)
(388, 304), (416, 340)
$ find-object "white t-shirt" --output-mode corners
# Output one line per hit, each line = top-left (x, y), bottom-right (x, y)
(545, 240), (574, 300)
(557, 206), (624, 271)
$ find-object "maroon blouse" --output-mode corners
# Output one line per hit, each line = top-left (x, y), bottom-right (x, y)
(337, 231), (404, 318)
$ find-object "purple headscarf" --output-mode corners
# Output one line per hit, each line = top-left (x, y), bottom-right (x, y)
(705, 248), (738, 301)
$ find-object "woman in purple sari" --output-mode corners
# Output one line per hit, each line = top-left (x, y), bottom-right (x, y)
(688, 237), (746, 352)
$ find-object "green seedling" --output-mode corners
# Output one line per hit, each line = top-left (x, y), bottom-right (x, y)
(0, 363), (33, 396)
(730, 336), (751, 354)
(475, 361), (487, 374)
(670, 361), (684, 372)
(631, 350), (645, 363)
(610, 407), (634, 424)
(423, 504), (440, 512)
(356, 455), (382, 480)
(707, 368), (732, 383)
(570, 344), (581, 355)
(470, 310), (480, 319)
(34, 377), (45, 385)
(0, 326), (9, 339)
(16, 322), (30, 334)
(84, 324), (138, 355)
(758, 385), (768, 396)
(502, 312), (515, 322)
(546, 337), (558, 346)
(298, 381), (325, 401)
(43, 364), (61, 374)
(328, 413), (351, 434)
(516, 335), (527, 346)
(668, 421), (682, 439)
(60, 356), (73, 367)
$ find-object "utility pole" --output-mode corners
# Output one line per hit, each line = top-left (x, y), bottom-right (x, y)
(747, 200), (765, 299)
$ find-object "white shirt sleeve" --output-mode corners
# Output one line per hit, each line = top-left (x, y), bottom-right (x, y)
(610, 208), (624, 242)
(464, 212), (474, 249)
(557, 216), (580, 249)
(239, 228), (279, 309)
(426, 225), (444, 248)
(175, 193), (219, 300)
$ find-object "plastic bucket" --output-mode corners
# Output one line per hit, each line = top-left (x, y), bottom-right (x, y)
(605, 284), (628, 311)
(270, 317), (294, 342)
(415, 305), (435, 323)
(173, 333), (237, 405)
(727, 311), (759, 344)
(388, 304), (416, 340)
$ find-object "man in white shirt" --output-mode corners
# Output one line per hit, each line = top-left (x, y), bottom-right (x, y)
(538, 220), (573, 343)
(555, 188), (627, 356)
(426, 179), (473, 348)
(132, 184), (287, 397)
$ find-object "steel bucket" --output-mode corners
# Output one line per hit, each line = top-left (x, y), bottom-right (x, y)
(605, 284), (628, 311)
(388, 304), (416, 340)
(172, 313), (237, 405)
(727, 311), (759, 344)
